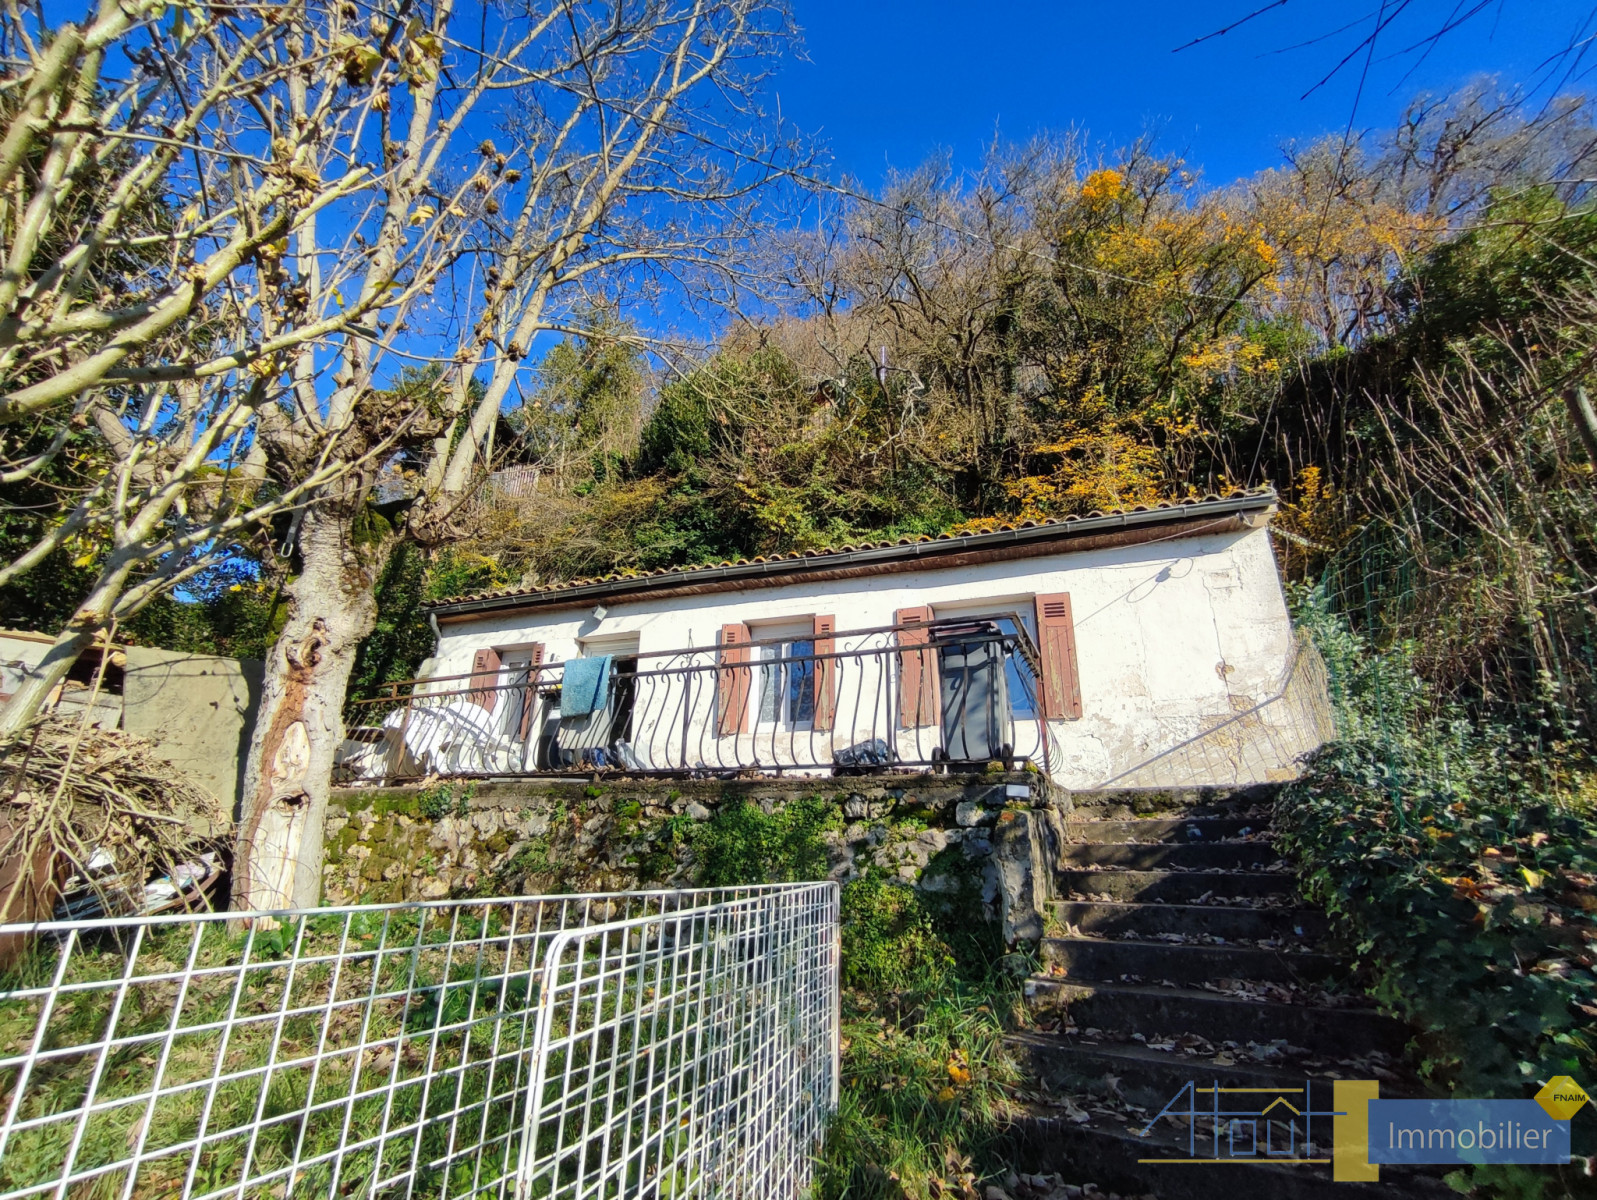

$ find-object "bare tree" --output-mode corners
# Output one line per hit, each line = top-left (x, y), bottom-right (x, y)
(0, 0), (489, 730)
(232, 0), (801, 911)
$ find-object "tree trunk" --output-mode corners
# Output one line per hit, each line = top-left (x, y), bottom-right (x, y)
(233, 502), (392, 913)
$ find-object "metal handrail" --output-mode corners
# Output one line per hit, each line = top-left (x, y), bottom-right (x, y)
(354, 615), (1044, 698)
(336, 622), (1052, 784)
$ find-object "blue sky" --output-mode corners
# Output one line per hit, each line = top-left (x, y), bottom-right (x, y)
(776, 1), (1597, 186)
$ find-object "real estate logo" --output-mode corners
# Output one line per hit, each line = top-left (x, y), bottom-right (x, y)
(1137, 1077), (1586, 1181)
(1535, 1076), (1590, 1121)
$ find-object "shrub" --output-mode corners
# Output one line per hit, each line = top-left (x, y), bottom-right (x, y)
(1279, 592), (1597, 1196)
(688, 795), (839, 885)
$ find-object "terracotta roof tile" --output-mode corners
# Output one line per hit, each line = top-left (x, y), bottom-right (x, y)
(429, 487), (1276, 609)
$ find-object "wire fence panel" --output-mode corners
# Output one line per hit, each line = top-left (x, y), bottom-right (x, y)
(0, 886), (838, 1200)
(517, 884), (839, 1200)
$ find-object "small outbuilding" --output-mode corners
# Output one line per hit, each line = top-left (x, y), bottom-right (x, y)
(341, 488), (1333, 790)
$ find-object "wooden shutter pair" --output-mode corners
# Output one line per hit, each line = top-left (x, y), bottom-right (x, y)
(894, 596), (1082, 727)
(717, 616), (838, 736)
(468, 645), (546, 737)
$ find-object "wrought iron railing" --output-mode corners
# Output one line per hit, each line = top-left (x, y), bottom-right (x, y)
(337, 619), (1053, 783)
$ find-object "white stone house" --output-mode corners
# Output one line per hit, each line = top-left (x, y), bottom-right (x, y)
(339, 489), (1333, 790)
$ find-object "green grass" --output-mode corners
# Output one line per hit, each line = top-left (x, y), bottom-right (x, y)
(0, 910), (541, 1200)
(816, 872), (1029, 1200)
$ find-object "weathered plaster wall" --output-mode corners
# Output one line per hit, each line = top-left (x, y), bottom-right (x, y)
(122, 648), (263, 817)
(428, 523), (1314, 788)
(0, 632), (263, 816)
(324, 771), (1066, 942)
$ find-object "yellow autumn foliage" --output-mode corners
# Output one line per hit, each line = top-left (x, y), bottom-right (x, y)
(1079, 167), (1124, 206)
(1006, 430), (1171, 519)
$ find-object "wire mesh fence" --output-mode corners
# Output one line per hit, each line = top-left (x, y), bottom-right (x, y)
(0, 884), (839, 1200)
(519, 886), (838, 1199)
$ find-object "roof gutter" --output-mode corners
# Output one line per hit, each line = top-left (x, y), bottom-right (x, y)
(428, 491), (1276, 621)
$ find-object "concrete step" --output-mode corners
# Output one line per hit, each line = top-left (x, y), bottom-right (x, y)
(1051, 900), (1326, 944)
(1024, 977), (1410, 1059)
(1042, 937), (1340, 986)
(1067, 785), (1281, 820)
(1004, 1111), (1453, 1200)
(1066, 817), (1263, 844)
(1060, 842), (1285, 871)
(1008, 1031), (1388, 1113)
(1055, 868), (1296, 904)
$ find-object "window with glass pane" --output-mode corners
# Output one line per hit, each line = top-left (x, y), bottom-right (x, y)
(993, 617), (1038, 717)
(758, 639), (816, 727)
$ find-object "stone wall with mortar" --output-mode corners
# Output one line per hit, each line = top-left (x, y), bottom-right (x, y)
(324, 771), (1068, 942)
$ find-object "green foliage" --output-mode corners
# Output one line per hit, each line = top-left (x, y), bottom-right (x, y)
(347, 542), (433, 701)
(345, 544), (515, 706)
(839, 872), (956, 993)
(687, 795), (840, 886)
(425, 547), (511, 602)
(665, 795), (1023, 1199)
(1405, 191), (1597, 351)
(637, 367), (725, 474)
(508, 309), (644, 469)
(0, 429), (105, 633)
(1277, 598), (1597, 1197)
(119, 570), (287, 661)
(454, 340), (961, 589)
(1279, 737), (1596, 1091)
(500, 836), (552, 881)
(820, 871), (1025, 1199)
(417, 781), (475, 820)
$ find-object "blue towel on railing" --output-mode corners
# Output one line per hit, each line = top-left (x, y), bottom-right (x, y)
(560, 655), (612, 718)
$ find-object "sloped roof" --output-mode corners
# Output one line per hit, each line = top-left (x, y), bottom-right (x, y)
(427, 488), (1277, 620)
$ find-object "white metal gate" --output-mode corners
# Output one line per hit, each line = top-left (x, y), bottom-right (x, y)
(0, 884), (839, 1200)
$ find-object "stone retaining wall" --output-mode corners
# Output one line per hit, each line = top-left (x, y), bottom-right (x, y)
(324, 770), (1068, 942)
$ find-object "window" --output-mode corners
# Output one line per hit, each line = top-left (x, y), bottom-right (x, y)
(928, 608), (1039, 719)
(758, 638), (816, 728)
(991, 617), (1038, 719)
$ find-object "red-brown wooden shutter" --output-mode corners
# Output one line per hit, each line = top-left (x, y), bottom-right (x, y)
(1034, 593), (1082, 719)
(813, 614), (837, 731)
(895, 606), (940, 727)
(716, 623), (752, 736)
(468, 646), (502, 710)
(517, 643), (545, 739)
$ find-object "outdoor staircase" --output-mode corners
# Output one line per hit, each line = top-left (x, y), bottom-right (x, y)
(1006, 785), (1450, 1199)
